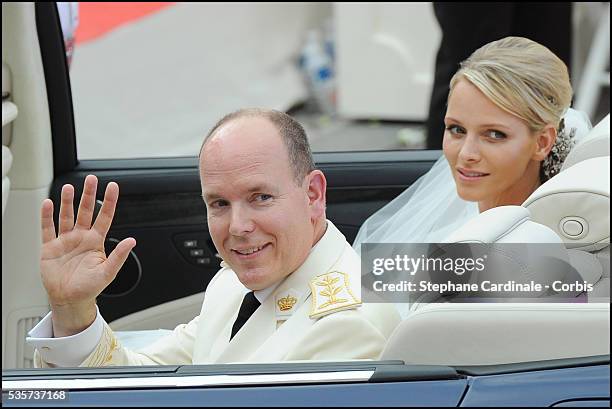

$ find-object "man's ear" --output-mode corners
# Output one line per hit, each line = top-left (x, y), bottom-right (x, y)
(305, 170), (327, 220)
(532, 124), (557, 161)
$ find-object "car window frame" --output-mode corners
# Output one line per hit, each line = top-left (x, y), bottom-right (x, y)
(36, 2), (77, 177)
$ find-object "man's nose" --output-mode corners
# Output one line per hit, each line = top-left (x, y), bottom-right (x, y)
(457, 134), (481, 162)
(228, 205), (255, 237)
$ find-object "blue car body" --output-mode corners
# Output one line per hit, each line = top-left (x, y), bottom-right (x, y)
(3, 357), (610, 406)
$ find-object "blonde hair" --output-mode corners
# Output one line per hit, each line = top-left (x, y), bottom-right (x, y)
(449, 36), (572, 133)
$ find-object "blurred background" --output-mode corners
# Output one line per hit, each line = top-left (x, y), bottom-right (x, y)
(56, 2), (610, 160)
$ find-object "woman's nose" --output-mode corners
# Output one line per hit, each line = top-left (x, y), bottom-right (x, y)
(457, 134), (481, 162)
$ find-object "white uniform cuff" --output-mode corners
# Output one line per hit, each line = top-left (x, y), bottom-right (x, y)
(26, 305), (105, 367)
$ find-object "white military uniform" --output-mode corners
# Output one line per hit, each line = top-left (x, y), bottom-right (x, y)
(33, 221), (400, 366)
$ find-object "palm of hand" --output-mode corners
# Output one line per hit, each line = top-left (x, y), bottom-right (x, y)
(41, 228), (110, 306)
(40, 176), (135, 309)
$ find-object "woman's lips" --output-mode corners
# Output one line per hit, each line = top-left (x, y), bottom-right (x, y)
(457, 168), (490, 182)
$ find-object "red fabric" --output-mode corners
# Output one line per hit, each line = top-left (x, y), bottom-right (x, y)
(74, 2), (175, 45)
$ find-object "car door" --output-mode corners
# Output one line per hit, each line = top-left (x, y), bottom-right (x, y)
(2, 360), (469, 406)
(3, 357), (610, 406)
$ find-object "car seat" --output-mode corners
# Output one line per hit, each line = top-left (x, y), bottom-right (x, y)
(380, 114), (610, 365)
(524, 114), (610, 298)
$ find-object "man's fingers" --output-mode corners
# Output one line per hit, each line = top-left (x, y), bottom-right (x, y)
(75, 175), (98, 230)
(58, 184), (75, 235)
(41, 199), (57, 244)
(92, 182), (118, 238)
(103, 238), (136, 281)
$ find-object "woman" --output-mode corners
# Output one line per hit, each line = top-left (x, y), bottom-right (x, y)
(353, 37), (592, 315)
(354, 36), (591, 248)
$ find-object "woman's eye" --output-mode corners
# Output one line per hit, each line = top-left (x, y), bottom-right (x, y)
(487, 130), (507, 140)
(445, 125), (465, 135)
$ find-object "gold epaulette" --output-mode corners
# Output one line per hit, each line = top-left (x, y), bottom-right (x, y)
(309, 271), (361, 319)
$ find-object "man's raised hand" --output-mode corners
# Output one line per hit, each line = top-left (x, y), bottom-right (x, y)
(40, 175), (135, 337)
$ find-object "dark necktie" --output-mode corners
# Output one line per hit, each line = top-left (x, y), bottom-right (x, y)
(230, 291), (261, 340)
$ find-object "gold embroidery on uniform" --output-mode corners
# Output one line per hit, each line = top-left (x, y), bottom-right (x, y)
(85, 327), (106, 366)
(315, 274), (348, 309)
(83, 323), (120, 367)
(277, 295), (297, 311)
(341, 272), (360, 305)
(103, 336), (119, 365)
(310, 271), (361, 319)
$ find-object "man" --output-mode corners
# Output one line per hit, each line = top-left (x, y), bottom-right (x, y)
(28, 109), (400, 366)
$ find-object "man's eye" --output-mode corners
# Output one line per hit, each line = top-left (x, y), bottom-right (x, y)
(487, 130), (507, 140)
(210, 200), (229, 209)
(445, 125), (465, 135)
(255, 194), (272, 202)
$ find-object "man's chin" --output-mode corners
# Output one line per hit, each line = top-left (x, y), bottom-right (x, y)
(235, 268), (271, 290)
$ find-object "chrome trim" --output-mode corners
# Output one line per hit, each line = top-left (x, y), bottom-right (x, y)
(2, 370), (374, 390)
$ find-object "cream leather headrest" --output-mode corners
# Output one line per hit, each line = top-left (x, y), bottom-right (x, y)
(440, 206), (568, 298)
(524, 156), (610, 251)
(443, 206), (563, 244)
(562, 114), (610, 171)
